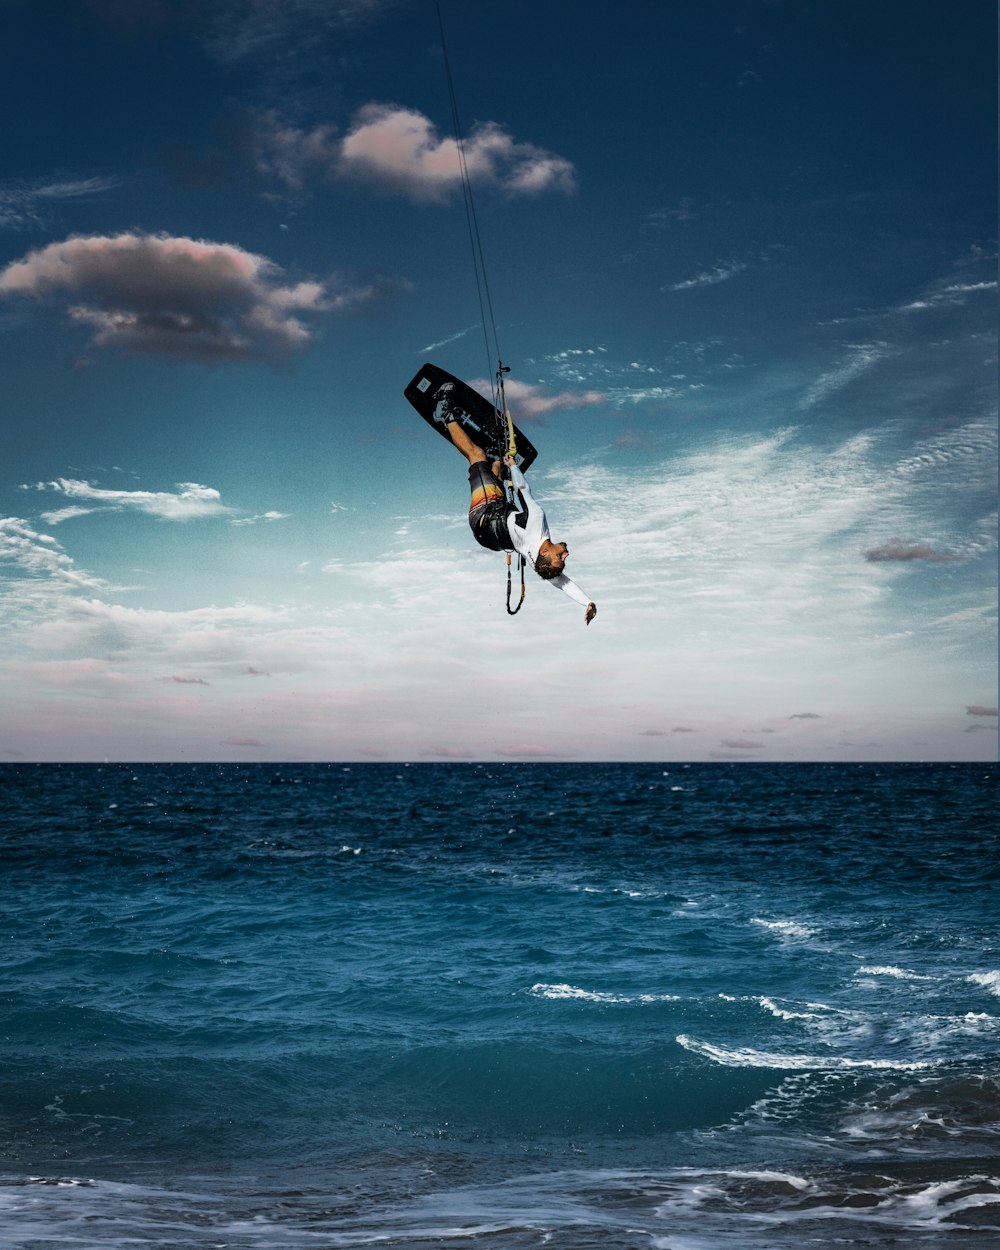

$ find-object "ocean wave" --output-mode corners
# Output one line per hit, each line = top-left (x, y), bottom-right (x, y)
(732, 1071), (1000, 1157)
(649, 1166), (1000, 1237)
(676, 1034), (933, 1072)
(753, 995), (999, 1060)
(757, 996), (831, 1023)
(6, 1165), (996, 1250)
(856, 965), (934, 981)
(750, 918), (818, 942)
(968, 970), (1000, 997)
(529, 983), (680, 1004)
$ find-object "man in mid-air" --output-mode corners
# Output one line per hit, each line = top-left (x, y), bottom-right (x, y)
(433, 384), (597, 625)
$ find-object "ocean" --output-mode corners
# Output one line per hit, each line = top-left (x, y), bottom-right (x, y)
(1, 762), (997, 1248)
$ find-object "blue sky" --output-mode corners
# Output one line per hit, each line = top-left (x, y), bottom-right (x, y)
(1, 0), (996, 762)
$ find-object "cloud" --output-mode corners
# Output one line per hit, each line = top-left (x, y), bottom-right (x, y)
(3, 396), (994, 762)
(419, 323), (479, 354)
(161, 675), (210, 686)
(643, 200), (698, 230)
(496, 744), (564, 758)
(0, 175), (121, 232)
(0, 516), (111, 589)
(25, 479), (232, 522)
(335, 104), (576, 202)
(899, 278), (998, 313)
(864, 542), (959, 563)
(230, 510), (290, 527)
(799, 342), (887, 409)
(39, 506), (97, 526)
(206, 0), (382, 68)
(224, 736), (264, 747)
(967, 705), (998, 717)
(470, 377), (605, 422)
(719, 738), (763, 750)
(669, 260), (748, 292)
(249, 109), (340, 192)
(0, 233), (336, 362)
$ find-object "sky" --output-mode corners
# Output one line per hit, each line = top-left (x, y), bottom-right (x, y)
(0, 0), (996, 763)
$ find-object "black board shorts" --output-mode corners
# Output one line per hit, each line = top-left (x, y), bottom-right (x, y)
(467, 462), (511, 552)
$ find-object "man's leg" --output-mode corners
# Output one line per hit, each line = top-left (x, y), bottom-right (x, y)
(447, 421), (504, 480)
(446, 420), (487, 465)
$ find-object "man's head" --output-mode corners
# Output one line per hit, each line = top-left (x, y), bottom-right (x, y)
(534, 542), (568, 580)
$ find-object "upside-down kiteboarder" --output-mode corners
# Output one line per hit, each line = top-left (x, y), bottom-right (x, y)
(404, 363), (597, 625)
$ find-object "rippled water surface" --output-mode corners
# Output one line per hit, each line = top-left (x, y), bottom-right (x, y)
(1, 762), (997, 1247)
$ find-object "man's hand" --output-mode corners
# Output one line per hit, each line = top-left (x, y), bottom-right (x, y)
(585, 602), (597, 625)
(503, 453), (516, 467)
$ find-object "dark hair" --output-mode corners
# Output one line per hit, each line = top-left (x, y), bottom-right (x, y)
(533, 550), (564, 580)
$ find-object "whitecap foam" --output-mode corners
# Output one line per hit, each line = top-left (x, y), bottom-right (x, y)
(856, 965), (932, 981)
(968, 970), (1000, 997)
(758, 996), (830, 1023)
(750, 918), (817, 941)
(530, 983), (680, 1004)
(648, 1166), (1000, 1236)
(676, 1034), (933, 1071)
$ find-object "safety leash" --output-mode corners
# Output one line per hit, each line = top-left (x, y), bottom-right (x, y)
(506, 552), (526, 615)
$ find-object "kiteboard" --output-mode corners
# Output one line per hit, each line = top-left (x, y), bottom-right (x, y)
(404, 362), (538, 471)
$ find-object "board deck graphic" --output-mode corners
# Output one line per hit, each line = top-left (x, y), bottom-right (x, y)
(404, 362), (538, 472)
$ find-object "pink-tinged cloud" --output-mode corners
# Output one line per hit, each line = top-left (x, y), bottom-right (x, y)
(24, 659), (141, 687)
(0, 233), (334, 361)
(864, 542), (959, 563)
(162, 676), (210, 686)
(224, 736), (263, 747)
(251, 109), (339, 192)
(470, 377), (604, 423)
(967, 705), (998, 717)
(496, 744), (564, 758)
(337, 104), (576, 202)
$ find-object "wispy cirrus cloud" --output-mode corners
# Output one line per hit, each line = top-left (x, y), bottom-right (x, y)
(0, 233), (385, 362)
(24, 479), (233, 522)
(0, 517), (111, 589)
(799, 341), (888, 410)
(642, 199), (698, 231)
(0, 174), (121, 232)
(669, 260), (748, 292)
(229, 510), (290, 527)
(205, 0), (384, 68)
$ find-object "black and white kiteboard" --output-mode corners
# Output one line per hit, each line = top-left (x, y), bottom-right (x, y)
(404, 362), (538, 472)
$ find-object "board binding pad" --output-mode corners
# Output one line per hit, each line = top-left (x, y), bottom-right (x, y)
(404, 362), (538, 472)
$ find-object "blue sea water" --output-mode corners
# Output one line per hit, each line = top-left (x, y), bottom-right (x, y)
(1, 762), (998, 1249)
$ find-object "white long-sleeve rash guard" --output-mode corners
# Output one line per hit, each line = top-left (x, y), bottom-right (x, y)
(504, 463), (591, 609)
